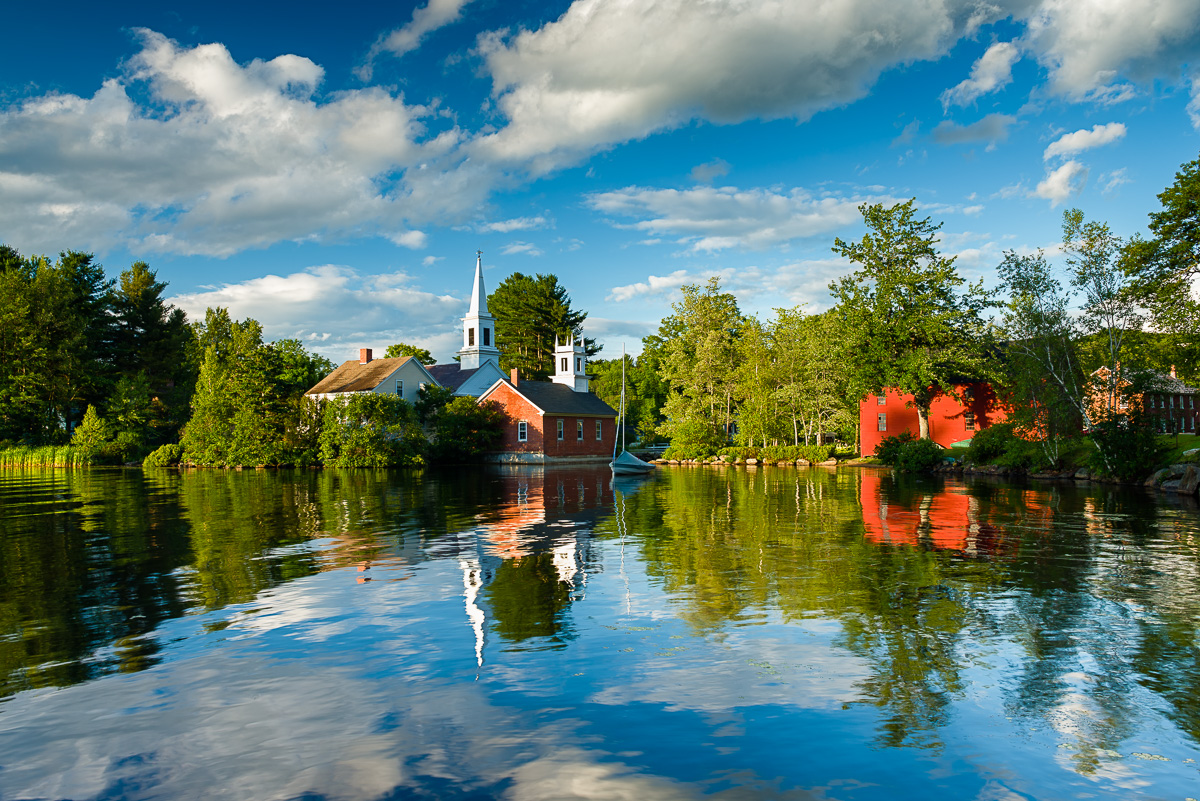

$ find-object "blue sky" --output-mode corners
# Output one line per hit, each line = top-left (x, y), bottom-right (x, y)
(2, 0), (1199, 363)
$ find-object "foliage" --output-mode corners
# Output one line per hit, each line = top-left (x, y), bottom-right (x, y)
(965, 423), (1017, 465)
(1087, 413), (1169, 482)
(591, 353), (668, 441)
(874, 431), (916, 465)
(428, 398), (505, 462)
(384, 342), (436, 365)
(661, 416), (726, 459)
(830, 200), (995, 439)
(894, 437), (944, 473)
(414, 383), (456, 425)
(143, 443), (184, 467)
(654, 278), (744, 444)
(318, 393), (426, 467)
(717, 444), (834, 463)
(1123, 153), (1200, 381)
(0, 445), (96, 468)
(70, 405), (120, 463)
(488, 273), (598, 380)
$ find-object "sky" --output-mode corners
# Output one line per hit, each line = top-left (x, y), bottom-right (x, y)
(2, 0), (1199, 363)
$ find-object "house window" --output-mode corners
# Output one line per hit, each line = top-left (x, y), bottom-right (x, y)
(877, 413), (887, 432)
(483, 327), (490, 346)
(557, 419), (564, 441)
(1171, 395), (1176, 409)
(576, 357), (581, 372)
(396, 380), (403, 399)
(596, 420), (602, 440)
(517, 421), (528, 442)
(876, 394), (886, 405)
(964, 411), (975, 430)
(468, 328), (475, 346)
(577, 420), (584, 441)
(561, 357), (568, 372)
(1191, 396), (1195, 409)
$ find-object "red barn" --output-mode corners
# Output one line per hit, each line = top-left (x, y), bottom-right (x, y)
(477, 338), (618, 463)
(859, 382), (1008, 456)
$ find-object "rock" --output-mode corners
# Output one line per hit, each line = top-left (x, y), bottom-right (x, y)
(1169, 464), (1189, 477)
(1178, 465), (1200, 495)
(746, 458), (758, 465)
(1161, 479), (1183, 492)
(1145, 468), (1171, 488)
(1074, 468), (1090, 480)
(668, 459), (680, 465)
(776, 460), (789, 467)
(796, 459), (810, 467)
(1184, 448), (1200, 457)
(819, 459), (838, 467)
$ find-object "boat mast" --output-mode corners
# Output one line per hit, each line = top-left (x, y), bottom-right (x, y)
(621, 343), (627, 454)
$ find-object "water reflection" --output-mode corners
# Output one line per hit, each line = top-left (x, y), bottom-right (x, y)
(0, 466), (1198, 799)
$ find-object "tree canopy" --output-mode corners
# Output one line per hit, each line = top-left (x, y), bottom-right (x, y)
(488, 273), (598, 380)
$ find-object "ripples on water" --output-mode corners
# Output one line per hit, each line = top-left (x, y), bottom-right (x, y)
(0, 466), (1198, 800)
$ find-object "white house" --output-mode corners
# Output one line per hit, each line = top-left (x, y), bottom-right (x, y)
(305, 349), (438, 402)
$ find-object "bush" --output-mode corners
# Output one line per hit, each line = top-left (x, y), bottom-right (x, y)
(319, 394), (426, 467)
(716, 444), (834, 463)
(1088, 415), (1169, 481)
(428, 398), (505, 463)
(143, 443), (184, 467)
(874, 431), (916, 465)
(895, 437), (944, 473)
(965, 423), (1016, 464)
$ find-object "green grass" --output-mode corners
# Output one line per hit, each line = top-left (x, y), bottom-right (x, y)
(0, 446), (97, 468)
(1159, 432), (1200, 465)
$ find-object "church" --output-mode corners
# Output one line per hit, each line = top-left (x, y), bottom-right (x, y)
(306, 253), (618, 462)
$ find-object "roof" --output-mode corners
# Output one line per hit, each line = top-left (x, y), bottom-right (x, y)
(306, 357), (417, 395)
(1148, 370), (1199, 394)
(487, 380), (618, 417)
(427, 363), (480, 392)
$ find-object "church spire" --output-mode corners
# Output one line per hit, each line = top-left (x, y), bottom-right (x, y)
(458, 250), (500, 371)
(468, 250), (488, 316)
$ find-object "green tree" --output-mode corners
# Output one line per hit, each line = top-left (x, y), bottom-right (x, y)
(590, 353), (668, 442)
(384, 342), (436, 365)
(654, 277), (744, 444)
(1124, 153), (1200, 380)
(488, 273), (598, 379)
(428, 397), (505, 462)
(318, 393), (425, 467)
(830, 200), (994, 439)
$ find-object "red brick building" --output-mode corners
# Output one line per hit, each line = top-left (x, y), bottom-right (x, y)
(477, 338), (618, 463)
(859, 382), (1008, 455)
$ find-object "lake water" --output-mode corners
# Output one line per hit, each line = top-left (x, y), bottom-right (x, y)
(1, 465), (1199, 800)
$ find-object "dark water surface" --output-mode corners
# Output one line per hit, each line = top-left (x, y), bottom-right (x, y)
(1, 466), (1199, 800)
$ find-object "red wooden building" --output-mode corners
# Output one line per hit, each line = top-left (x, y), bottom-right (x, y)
(858, 382), (1008, 456)
(477, 338), (618, 463)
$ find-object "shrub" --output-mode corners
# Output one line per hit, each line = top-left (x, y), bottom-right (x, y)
(143, 443), (184, 467)
(1088, 414), (1169, 481)
(965, 423), (1016, 465)
(874, 431), (916, 465)
(895, 437), (944, 472)
(428, 398), (505, 463)
(319, 394), (426, 467)
(715, 444), (834, 463)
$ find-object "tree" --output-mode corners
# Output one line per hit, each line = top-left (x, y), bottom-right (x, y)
(488, 273), (598, 379)
(1124, 153), (1200, 379)
(830, 200), (994, 439)
(653, 277), (744, 444)
(590, 353), (668, 443)
(318, 393), (426, 467)
(428, 398), (506, 462)
(384, 342), (436, 365)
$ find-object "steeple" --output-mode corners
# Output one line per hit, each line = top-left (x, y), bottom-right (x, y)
(458, 251), (501, 371)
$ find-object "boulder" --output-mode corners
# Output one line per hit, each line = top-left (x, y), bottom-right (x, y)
(1161, 479), (1183, 492)
(1184, 448), (1200, 457)
(1145, 468), (1172, 488)
(1177, 465), (1200, 495)
(746, 458), (758, 465)
(819, 459), (838, 467)
(1074, 468), (1090, 480)
(796, 459), (810, 467)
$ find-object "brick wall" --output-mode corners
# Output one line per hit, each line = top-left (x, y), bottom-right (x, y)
(486, 382), (617, 458)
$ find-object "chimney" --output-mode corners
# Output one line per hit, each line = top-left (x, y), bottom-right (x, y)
(1171, 364), (1177, 378)
(510, 368), (519, 386)
(359, 348), (372, 364)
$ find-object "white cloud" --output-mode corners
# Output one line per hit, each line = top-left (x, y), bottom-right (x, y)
(167, 265), (463, 361)
(931, 113), (1017, 149)
(472, 0), (996, 173)
(390, 230), (429, 249)
(501, 241), (543, 256)
(941, 41), (1021, 108)
(0, 30), (475, 258)
(608, 270), (693, 302)
(1034, 160), (1088, 205)
(360, 0), (477, 77)
(689, 159), (731, 184)
(587, 185), (892, 252)
(1101, 167), (1131, 194)
(1024, 0), (1200, 103)
(479, 216), (549, 233)
(1042, 122), (1126, 159)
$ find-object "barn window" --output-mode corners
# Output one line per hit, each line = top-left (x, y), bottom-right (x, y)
(877, 413), (887, 432)
(876, 394), (886, 405)
(518, 421), (527, 442)
(964, 411), (975, 430)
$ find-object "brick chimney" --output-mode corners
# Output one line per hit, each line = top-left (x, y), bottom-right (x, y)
(510, 368), (519, 386)
(1171, 364), (1177, 378)
(359, 348), (372, 364)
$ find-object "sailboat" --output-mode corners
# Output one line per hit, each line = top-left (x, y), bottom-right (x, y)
(610, 344), (655, 475)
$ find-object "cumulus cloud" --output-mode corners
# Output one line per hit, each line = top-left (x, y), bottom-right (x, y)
(360, 0), (478, 77)
(472, 0), (997, 173)
(587, 185), (892, 252)
(931, 113), (1017, 148)
(1034, 160), (1088, 205)
(167, 265), (463, 360)
(941, 41), (1021, 108)
(1024, 0), (1200, 103)
(501, 241), (542, 256)
(478, 216), (549, 233)
(1042, 122), (1126, 159)
(0, 30), (475, 258)
(689, 159), (731, 184)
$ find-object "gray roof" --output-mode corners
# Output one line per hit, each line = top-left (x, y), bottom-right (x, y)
(1147, 370), (1199, 394)
(306, 357), (414, 395)
(427, 363), (479, 392)
(497, 380), (618, 417)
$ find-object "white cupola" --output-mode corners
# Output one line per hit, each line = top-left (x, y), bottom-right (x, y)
(457, 251), (501, 370)
(552, 335), (589, 393)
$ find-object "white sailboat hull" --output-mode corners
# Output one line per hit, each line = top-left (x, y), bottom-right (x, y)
(611, 450), (655, 474)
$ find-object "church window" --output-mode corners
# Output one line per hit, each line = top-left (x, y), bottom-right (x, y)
(483, 327), (490, 346)
(468, 328), (475, 346)
(576, 357), (581, 372)
(561, 357), (568, 372)
(557, 419), (564, 441)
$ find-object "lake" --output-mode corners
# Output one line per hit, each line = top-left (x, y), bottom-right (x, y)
(1, 465), (1198, 800)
